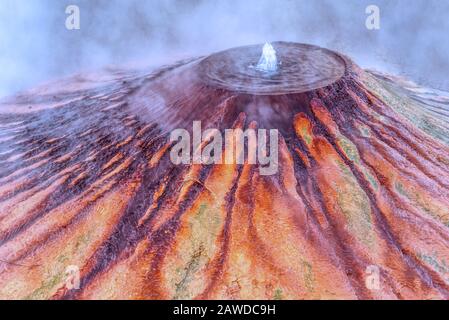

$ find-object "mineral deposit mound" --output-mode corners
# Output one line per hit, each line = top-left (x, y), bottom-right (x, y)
(1, 42), (449, 300)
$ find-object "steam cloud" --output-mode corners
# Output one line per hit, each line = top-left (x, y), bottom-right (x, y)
(1, 0), (449, 98)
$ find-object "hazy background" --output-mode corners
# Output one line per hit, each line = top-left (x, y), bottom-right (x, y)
(1, 0), (449, 98)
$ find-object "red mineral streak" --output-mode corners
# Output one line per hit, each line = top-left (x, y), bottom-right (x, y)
(0, 42), (448, 300)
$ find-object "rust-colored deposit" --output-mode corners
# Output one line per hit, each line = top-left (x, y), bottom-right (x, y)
(0, 42), (449, 300)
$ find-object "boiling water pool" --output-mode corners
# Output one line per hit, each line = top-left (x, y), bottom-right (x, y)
(199, 42), (347, 95)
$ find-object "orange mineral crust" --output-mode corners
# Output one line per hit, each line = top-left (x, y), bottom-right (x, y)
(0, 42), (448, 300)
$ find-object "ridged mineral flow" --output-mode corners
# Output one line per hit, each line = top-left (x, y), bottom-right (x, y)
(0, 42), (449, 300)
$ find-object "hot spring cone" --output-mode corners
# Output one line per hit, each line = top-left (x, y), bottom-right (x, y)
(0, 42), (449, 300)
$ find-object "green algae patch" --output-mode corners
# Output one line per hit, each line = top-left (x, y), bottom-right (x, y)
(335, 161), (375, 248)
(172, 202), (224, 299)
(363, 72), (449, 146)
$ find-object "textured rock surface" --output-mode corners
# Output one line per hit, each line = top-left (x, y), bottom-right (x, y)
(0, 43), (449, 300)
